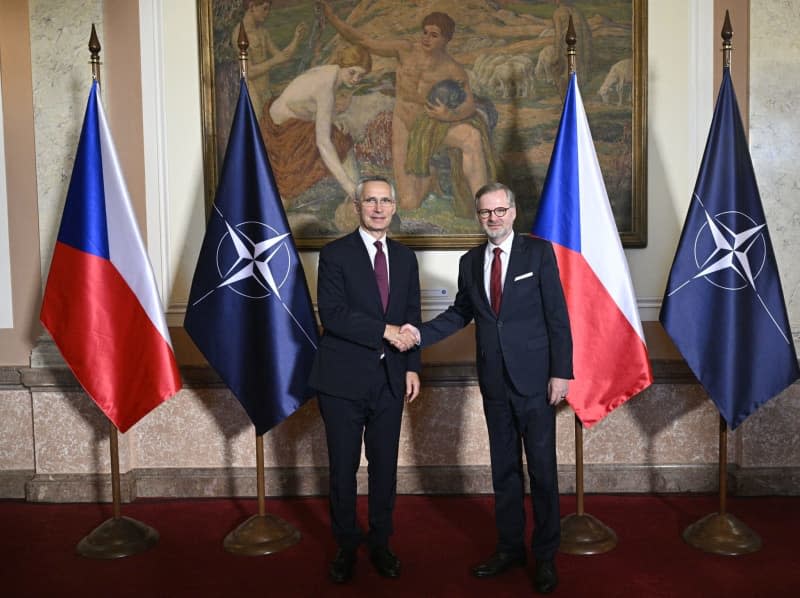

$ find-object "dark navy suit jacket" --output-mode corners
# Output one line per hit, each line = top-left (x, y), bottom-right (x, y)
(421, 234), (572, 402)
(310, 229), (421, 400)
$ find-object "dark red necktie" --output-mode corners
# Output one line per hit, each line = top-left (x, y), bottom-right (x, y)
(490, 247), (502, 315)
(374, 241), (389, 313)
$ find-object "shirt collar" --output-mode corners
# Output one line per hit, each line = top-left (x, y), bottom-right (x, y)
(359, 227), (387, 248)
(486, 231), (514, 257)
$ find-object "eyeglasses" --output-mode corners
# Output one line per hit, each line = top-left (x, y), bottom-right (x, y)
(360, 197), (396, 207)
(476, 206), (511, 219)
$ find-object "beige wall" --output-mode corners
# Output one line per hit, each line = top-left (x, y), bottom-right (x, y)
(0, 0), (41, 364)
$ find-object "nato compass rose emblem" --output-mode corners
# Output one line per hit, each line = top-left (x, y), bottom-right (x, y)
(192, 211), (293, 306)
(667, 194), (791, 344)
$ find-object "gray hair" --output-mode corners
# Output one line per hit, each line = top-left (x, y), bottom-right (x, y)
(356, 176), (396, 202)
(475, 182), (515, 207)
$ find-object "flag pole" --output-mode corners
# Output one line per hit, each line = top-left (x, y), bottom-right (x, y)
(558, 16), (617, 555)
(76, 25), (159, 558)
(681, 12), (761, 556)
(222, 23), (300, 555)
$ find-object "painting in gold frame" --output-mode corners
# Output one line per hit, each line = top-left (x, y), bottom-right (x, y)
(198, 0), (647, 249)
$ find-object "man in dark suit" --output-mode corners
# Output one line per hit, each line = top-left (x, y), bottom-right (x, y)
(310, 176), (421, 584)
(403, 182), (572, 594)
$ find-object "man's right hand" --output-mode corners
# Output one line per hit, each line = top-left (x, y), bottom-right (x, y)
(399, 323), (421, 346)
(384, 324), (417, 352)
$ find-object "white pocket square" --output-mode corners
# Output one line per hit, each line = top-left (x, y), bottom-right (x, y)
(514, 272), (534, 282)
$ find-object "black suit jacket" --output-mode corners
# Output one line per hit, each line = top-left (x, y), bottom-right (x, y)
(310, 229), (421, 400)
(421, 234), (572, 400)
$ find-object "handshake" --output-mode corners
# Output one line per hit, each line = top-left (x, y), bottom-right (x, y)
(384, 323), (421, 352)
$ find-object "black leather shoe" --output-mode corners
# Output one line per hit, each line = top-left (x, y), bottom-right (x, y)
(471, 551), (526, 578)
(534, 559), (558, 594)
(329, 548), (356, 584)
(370, 546), (401, 578)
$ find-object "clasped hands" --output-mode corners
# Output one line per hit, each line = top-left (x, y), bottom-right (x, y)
(384, 323), (421, 352)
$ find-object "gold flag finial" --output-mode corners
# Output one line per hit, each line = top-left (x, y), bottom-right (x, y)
(566, 15), (577, 75)
(721, 10), (733, 69)
(89, 24), (101, 83)
(238, 21), (250, 80)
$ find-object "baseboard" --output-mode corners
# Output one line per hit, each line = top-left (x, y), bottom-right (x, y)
(7, 464), (799, 502)
(0, 470), (34, 499)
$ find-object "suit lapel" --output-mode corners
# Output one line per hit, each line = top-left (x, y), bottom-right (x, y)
(473, 242), (492, 313)
(500, 235), (530, 314)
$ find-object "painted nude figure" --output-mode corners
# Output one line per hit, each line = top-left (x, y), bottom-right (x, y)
(319, 1), (495, 216)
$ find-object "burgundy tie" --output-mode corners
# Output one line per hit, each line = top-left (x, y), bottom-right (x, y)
(490, 247), (502, 315)
(374, 240), (389, 313)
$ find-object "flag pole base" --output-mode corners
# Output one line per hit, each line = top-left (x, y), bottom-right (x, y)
(76, 516), (159, 559)
(223, 513), (301, 556)
(683, 512), (762, 555)
(559, 512), (618, 555)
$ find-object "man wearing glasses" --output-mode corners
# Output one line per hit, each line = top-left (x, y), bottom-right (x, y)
(403, 181), (572, 594)
(310, 176), (421, 584)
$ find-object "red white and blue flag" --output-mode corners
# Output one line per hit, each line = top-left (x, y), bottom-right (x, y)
(532, 73), (652, 427)
(40, 81), (181, 432)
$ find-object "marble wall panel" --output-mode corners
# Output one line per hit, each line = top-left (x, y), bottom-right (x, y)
(31, 390), (128, 474)
(0, 390), (34, 469)
(738, 385), (800, 467)
(573, 385), (723, 465)
(28, 0), (102, 279)
(399, 387), (490, 466)
(750, 0), (800, 336)
(17, 379), (800, 484)
(131, 390), (328, 469)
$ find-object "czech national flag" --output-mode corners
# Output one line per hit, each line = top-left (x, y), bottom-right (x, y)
(40, 81), (181, 432)
(533, 73), (652, 427)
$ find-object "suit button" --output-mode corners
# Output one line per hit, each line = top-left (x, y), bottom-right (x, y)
(497, 321), (503, 328)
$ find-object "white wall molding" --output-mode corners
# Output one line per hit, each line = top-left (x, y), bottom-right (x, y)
(139, 0), (171, 302)
(689, 0), (715, 184)
(0, 70), (13, 328)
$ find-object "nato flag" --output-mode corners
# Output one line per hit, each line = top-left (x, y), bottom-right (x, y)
(185, 79), (319, 435)
(660, 69), (799, 429)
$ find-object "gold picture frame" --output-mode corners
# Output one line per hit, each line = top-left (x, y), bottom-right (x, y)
(198, 0), (647, 249)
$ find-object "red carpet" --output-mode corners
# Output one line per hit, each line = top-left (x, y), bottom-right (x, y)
(2, 494), (799, 597)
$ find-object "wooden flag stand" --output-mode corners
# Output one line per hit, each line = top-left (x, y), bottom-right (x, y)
(554, 18), (617, 557)
(77, 420), (159, 558)
(75, 26), (159, 559)
(682, 414), (761, 555)
(680, 13), (761, 558)
(223, 434), (301, 555)
(560, 415), (617, 555)
(221, 26), (301, 556)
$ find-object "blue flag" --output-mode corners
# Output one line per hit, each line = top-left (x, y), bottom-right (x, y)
(660, 69), (799, 429)
(184, 79), (319, 435)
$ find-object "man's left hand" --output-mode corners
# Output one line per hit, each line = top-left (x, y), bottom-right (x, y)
(405, 371), (420, 403)
(548, 377), (569, 406)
